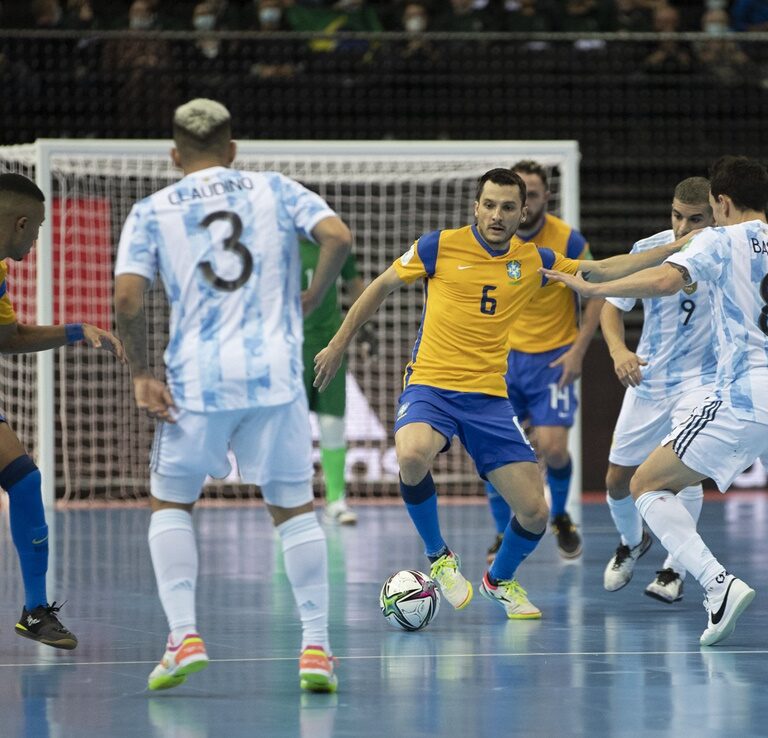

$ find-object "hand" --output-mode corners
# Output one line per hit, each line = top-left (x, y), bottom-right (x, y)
(549, 346), (584, 389)
(539, 268), (598, 298)
(301, 289), (322, 317)
(314, 342), (345, 392)
(612, 347), (648, 388)
(83, 324), (126, 363)
(358, 322), (378, 358)
(133, 375), (177, 423)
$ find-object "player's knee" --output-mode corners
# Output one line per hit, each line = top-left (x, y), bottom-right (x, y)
(397, 448), (432, 486)
(542, 444), (569, 468)
(628, 468), (654, 500)
(516, 502), (548, 535)
(606, 465), (632, 499)
(318, 414), (345, 449)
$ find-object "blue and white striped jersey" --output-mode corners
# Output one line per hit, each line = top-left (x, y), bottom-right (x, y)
(667, 221), (768, 423)
(115, 166), (336, 411)
(607, 229), (717, 401)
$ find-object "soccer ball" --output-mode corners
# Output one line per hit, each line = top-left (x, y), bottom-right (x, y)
(379, 570), (441, 631)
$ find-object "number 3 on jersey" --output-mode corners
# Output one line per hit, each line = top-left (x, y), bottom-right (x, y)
(760, 273), (768, 336)
(199, 211), (253, 292)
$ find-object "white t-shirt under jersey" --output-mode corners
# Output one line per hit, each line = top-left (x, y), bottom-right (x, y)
(115, 166), (336, 412)
(607, 229), (717, 401)
(666, 220), (768, 423)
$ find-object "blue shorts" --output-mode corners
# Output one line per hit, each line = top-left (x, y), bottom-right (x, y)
(393, 384), (536, 479)
(506, 345), (578, 428)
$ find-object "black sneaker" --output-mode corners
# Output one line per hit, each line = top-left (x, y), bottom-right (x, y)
(551, 513), (582, 559)
(486, 533), (504, 564)
(15, 602), (78, 650)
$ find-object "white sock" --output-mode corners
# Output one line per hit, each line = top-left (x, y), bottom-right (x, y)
(606, 492), (643, 548)
(148, 509), (198, 640)
(277, 512), (330, 653)
(662, 485), (704, 579)
(635, 491), (724, 589)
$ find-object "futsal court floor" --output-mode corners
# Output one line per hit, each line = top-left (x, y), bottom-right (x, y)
(1, 493), (768, 738)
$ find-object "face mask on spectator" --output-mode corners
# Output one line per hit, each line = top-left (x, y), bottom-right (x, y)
(194, 14), (217, 30)
(130, 14), (155, 30)
(259, 7), (282, 25)
(705, 21), (729, 35)
(405, 16), (426, 32)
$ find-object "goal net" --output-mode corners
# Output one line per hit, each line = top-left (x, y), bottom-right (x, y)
(0, 140), (580, 504)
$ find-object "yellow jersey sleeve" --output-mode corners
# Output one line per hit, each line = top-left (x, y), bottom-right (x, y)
(0, 261), (17, 326)
(392, 231), (440, 284)
(547, 251), (581, 279)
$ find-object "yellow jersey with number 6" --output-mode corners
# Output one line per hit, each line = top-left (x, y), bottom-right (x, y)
(392, 225), (580, 397)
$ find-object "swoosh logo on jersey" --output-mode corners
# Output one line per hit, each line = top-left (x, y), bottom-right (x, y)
(710, 578), (734, 625)
(457, 265), (474, 270)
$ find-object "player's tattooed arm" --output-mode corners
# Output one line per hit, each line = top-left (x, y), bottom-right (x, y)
(668, 262), (692, 285)
(114, 274), (151, 375)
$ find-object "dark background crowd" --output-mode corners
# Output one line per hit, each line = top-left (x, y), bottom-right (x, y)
(1, 0), (767, 35)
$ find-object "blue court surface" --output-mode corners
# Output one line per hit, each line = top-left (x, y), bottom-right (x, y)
(1, 494), (767, 738)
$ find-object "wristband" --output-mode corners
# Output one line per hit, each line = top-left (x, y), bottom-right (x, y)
(65, 323), (85, 344)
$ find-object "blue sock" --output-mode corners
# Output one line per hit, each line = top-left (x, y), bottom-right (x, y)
(489, 517), (544, 582)
(400, 473), (447, 560)
(485, 481), (511, 535)
(3, 456), (48, 610)
(547, 459), (572, 518)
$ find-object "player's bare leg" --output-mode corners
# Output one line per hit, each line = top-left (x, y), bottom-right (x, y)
(631, 446), (755, 645)
(480, 461), (548, 618)
(395, 423), (472, 609)
(533, 425), (581, 558)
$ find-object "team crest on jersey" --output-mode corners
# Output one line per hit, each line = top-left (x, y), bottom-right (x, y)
(506, 260), (522, 281)
(397, 402), (410, 420)
(682, 282), (698, 295)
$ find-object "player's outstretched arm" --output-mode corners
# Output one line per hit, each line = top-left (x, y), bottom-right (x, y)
(314, 266), (405, 391)
(576, 229), (701, 283)
(600, 302), (647, 387)
(303, 216), (353, 317)
(0, 322), (124, 360)
(541, 263), (687, 300)
(115, 273), (177, 423)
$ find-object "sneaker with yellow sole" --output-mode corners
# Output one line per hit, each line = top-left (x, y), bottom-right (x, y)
(300, 645), (338, 693)
(147, 633), (209, 691)
(479, 572), (541, 619)
(429, 552), (473, 610)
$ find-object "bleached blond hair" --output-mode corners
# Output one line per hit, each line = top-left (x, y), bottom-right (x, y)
(173, 98), (231, 139)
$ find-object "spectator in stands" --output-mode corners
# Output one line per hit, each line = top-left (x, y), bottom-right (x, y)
(62, 0), (98, 30)
(191, 1), (223, 58)
(615, 0), (657, 33)
(102, 0), (177, 134)
(287, 0), (383, 32)
(730, 0), (768, 31)
(33, 0), (65, 28)
(695, 8), (762, 86)
(395, 2), (440, 65)
(643, 3), (692, 72)
(248, 0), (292, 30)
(554, 0), (617, 32)
(432, 0), (497, 32)
(502, 0), (556, 32)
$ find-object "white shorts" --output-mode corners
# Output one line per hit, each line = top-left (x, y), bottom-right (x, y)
(609, 386), (714, 467)
(663, 398), (768, 492)
(150, 394), (313, 503)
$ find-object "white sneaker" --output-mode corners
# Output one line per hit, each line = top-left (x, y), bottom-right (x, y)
(147, 633), (209, 691)
(479, 572), (541, 619)
(645, 568), (684, 603)
(700, 574), (755, 646)
(603, 530), (652, 591)
(323, 500), (358, 525)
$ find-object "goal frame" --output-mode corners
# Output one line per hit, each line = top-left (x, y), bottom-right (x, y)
(27, 138), (581, 508)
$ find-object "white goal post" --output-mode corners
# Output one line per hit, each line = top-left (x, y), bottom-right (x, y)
(0, 139), (581, 509)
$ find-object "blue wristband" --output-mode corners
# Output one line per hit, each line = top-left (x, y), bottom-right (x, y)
(65, 323), (85, 344)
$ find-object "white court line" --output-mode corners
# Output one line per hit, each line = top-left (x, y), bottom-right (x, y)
(1, 649), (766, 668)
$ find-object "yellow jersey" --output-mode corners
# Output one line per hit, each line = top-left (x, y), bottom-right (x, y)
(507, 214), (590, 353)
(392, 225), (580, 397)
(0, 261), (17, 326)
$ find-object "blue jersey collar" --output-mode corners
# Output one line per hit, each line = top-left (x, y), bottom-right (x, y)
(471, 225), (511, 258)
